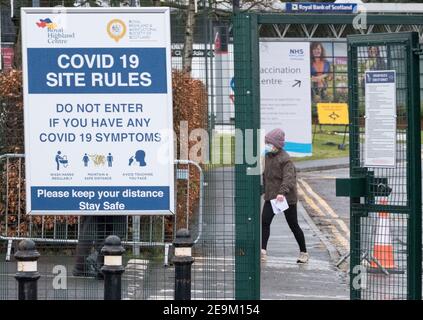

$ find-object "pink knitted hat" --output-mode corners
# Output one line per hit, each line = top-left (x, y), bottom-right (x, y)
(265, 128), (285, 149)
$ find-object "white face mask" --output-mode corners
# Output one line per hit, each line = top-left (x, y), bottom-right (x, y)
(264, 143), (277, 155)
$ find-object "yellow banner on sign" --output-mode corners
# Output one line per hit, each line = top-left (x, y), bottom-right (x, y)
(317, 103), (349, 125)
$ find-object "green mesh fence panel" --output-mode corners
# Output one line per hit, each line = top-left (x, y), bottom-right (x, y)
(0, 0), (238, 300)
(2, 3), (423, 301)
(348, 33), (421, 300)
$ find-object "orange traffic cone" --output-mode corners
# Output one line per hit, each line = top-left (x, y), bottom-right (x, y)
(369, 199), (399, 273)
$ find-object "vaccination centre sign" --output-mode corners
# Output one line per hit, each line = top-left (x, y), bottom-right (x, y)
(259, 38), (352, 157)
(21, 8), (174, 215)
(260, 42), (312, 156)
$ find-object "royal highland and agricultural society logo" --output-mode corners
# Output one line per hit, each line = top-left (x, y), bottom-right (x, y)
(107, 19), (127, 42)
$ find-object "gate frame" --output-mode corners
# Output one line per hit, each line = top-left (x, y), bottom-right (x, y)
(346, 32), (422, 300)
(233, 12), (423, 300)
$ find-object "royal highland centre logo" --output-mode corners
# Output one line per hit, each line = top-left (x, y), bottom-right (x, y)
(107, 19), (127, 42)
(35, 16), (75, 45)
(36, 18), (58, 30)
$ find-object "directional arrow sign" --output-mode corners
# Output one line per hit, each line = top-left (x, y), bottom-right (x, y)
(317, 103), (349, 125)
(292, 79), (301, 87)
(329, 112), (340, 120)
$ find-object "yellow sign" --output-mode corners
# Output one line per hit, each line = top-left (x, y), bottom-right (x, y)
(107, 19), (127, 42)
(317, 103), (349, 125)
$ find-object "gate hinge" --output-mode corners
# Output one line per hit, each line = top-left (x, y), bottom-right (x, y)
(413, 48), (423, 55)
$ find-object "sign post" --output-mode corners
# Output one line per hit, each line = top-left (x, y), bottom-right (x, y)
(21, 8), (174, 215)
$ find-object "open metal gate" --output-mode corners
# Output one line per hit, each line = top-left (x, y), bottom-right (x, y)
(233, 11), (423, 300)
(337, 32), (421, 300)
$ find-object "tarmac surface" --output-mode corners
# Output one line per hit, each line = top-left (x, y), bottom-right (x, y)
(260, 201), (349, 300)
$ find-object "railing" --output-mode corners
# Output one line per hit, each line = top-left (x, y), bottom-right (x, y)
(0, 154), (204, 265)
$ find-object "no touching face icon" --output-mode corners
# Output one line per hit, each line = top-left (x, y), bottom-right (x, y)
(129, 150), (147, 167)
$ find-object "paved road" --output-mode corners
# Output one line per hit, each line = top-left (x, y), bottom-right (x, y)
(261, 201), (349, 300)
(298, 163), (423, 260)
(298, 168), (350, 263)
(297, 164), (423, 300)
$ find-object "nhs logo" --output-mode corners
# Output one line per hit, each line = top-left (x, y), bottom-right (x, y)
(289, 48), (304, 57)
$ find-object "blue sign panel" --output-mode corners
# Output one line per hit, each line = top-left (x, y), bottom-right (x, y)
(31, 186), (170, 211)
(286, 3), (358, 14)
(365, 71), (396, 84)
(28, 48), (167, 94)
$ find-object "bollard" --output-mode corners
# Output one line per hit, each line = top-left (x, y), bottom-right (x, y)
(14, 239), (41, 300)
(101, 235), (125, 300)
(173, 229), (194, 300)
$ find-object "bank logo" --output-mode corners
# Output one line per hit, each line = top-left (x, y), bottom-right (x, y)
(107, 19), (127, 42)
(36, 18), (58, 30)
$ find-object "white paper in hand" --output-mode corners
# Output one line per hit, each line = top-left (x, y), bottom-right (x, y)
(270, 198), (289, 215)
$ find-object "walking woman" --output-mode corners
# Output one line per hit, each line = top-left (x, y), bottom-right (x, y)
(261, 128), (309, 263)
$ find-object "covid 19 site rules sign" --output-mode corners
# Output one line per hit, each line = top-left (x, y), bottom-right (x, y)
(21, 8), (174, 215)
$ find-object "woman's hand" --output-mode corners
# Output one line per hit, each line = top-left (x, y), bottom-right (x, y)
(276, 194), (285, 202)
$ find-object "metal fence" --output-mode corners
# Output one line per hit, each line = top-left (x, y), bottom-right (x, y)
(0, 154), (204, 260)
(0, 1), (238, 300)
(233, 12), (423, 300)
(348, 33), (421, 300)
(0, 154), (207, 299)
(4, 3), (423, 301)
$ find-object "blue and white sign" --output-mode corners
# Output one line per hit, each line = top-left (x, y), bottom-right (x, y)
(21, 8), (174, 215)
(260, 42), (312, 157)
(286, 3), (358, 14)
(364, 70), (397, 168)
(365, 71), (395, 84)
